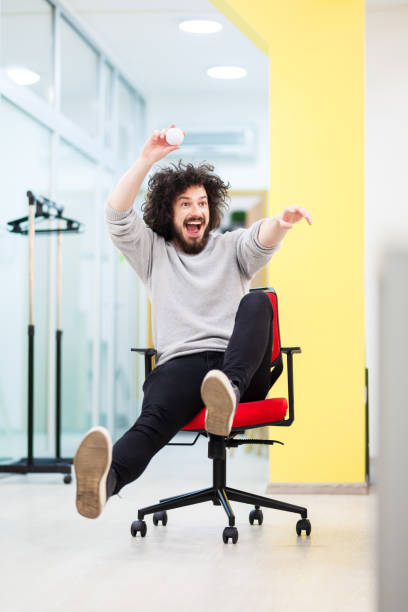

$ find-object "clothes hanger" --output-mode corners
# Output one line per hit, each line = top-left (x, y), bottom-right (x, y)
(7, 190), (82, 234)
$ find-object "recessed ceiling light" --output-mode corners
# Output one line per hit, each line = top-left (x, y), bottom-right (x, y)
(6, 66), (40, 86)
(179, 20), (222, 34)
(207, 66), (247, 80)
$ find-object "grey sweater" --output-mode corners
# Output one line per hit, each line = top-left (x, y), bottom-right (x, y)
(105, 203), (280, 367)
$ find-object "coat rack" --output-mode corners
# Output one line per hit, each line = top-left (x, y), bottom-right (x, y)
(0, 191), (82, 483)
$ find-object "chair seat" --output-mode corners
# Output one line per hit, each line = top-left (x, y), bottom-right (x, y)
(182, 397), (288, 432)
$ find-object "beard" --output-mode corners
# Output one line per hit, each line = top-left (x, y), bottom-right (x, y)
(173, 224), (211, 254)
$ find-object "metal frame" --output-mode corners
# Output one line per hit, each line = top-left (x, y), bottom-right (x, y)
(0, 192), (82, 479)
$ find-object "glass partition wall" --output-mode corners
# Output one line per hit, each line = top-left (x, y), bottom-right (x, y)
(0, 0), (147, 460)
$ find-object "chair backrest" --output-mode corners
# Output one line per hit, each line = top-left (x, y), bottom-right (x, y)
(250, 287), (283, 387)
(267, 289), (282, 366)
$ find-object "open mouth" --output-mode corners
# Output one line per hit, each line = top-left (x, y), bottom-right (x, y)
(185, 221), (202, 236)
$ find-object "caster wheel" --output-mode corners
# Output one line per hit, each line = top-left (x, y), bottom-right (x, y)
(63, 475), (72, 484)
(130, 520), (147, 538)
(249, 508), (263, 525)
(296, 518), (312, 536)
(222, 526), (239, 544)
(153, 511), (168, 526)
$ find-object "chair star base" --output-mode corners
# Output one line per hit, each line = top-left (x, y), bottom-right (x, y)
(132, 435), (309, 543)
(137, 484), (308, 526)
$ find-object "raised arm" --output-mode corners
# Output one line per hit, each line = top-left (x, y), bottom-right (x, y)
(107, 124), (185, 212)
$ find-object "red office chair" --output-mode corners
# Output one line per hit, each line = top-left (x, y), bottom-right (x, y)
(130, 287), (311, 544)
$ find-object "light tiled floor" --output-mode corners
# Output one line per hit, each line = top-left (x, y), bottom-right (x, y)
(0, 434), (376, 612)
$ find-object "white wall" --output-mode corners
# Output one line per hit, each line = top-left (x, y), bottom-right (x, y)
(378, 250), (408, 612)
(366, 5), (408, 460)
(144, 92), (270, 191)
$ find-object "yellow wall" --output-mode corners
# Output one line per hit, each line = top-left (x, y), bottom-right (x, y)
(211, 0), (365, 483)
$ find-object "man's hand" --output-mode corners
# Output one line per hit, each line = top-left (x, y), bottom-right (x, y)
(107, 124), (186, 213)
(140, 124), (186, 165)
(258, 205), (312, 248)
(277, 205), (313, 229)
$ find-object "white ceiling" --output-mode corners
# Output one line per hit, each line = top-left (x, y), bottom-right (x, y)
(6, 0), (405, 105)
(61, 0), (269, 100)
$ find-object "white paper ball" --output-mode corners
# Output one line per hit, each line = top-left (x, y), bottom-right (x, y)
(165, 127), (184, 146)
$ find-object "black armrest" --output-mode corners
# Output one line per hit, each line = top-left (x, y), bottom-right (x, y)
(131, 348), (157, 356)
(274, 346), (302, 427)
(131, 345), (301, 425)
(131, 348), (157, 378)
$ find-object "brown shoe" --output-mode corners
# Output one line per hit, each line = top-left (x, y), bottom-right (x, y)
(74, 426), (112, 519)
(201, 370), (240, 437)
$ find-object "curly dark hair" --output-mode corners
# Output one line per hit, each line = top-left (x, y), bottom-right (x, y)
(142, 160), (230, 240)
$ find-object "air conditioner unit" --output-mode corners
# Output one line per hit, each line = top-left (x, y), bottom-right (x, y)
(168, 125), (256, 159)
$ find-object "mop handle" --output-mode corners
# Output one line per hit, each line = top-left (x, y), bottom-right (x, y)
(28, 202), (35, 325)
(57, 220), (62, 329)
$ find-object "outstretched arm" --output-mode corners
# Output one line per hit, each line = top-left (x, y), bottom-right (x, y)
(258, 205), (313, 248)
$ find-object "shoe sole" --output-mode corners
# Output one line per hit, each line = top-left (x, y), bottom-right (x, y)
(73, 426), (112, 519)
(201, 370), (236, 437)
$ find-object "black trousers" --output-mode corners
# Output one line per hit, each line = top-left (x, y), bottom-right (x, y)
(111, 290), (274, 494)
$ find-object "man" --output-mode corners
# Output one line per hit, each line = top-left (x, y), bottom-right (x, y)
(74, 124), (312, 520)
